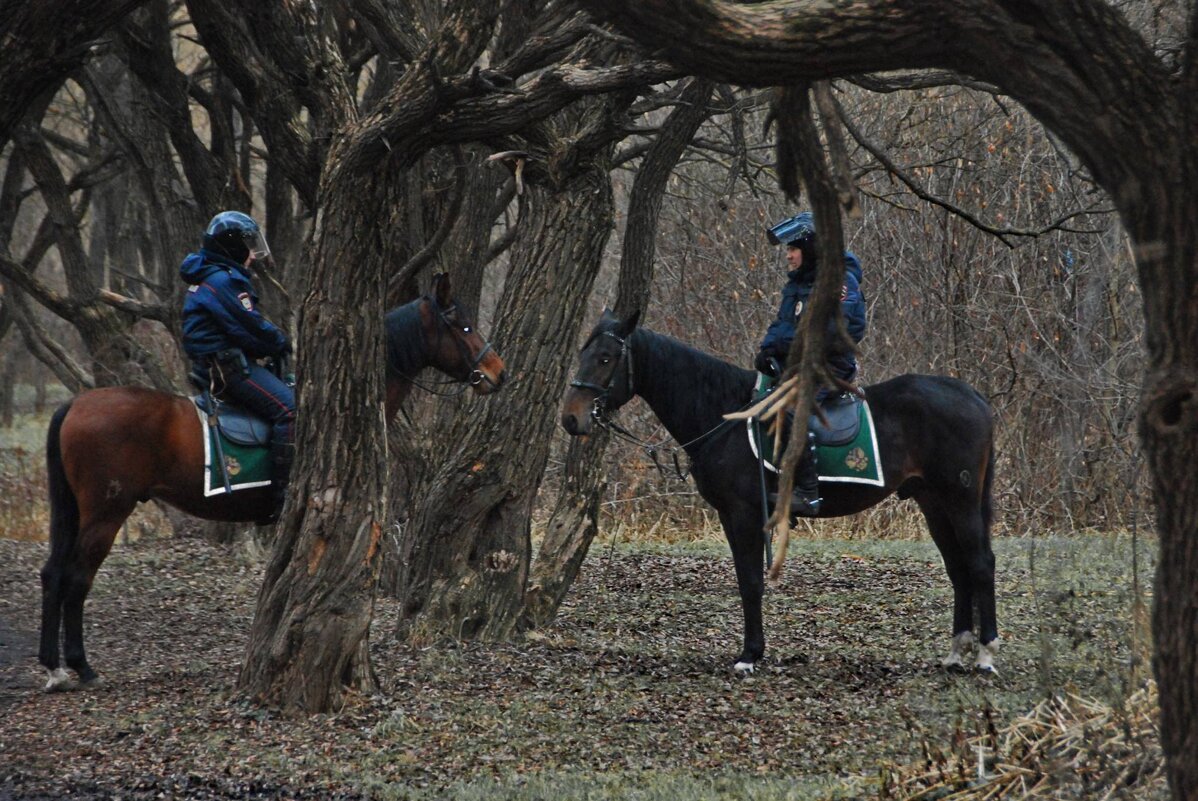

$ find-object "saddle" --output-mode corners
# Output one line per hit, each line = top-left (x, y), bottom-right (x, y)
(752, 376), (863, 447)
(808, 391), (861, 446)
(189, 370), (271, 447)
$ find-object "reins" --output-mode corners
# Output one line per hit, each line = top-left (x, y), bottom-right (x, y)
(572, 329), (753, 480)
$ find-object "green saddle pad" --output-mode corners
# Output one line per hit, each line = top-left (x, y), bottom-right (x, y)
(747, 381), (885, 487)
(197, 408), (272, 496)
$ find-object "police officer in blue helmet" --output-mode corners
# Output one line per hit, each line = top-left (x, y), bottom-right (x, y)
(180, 210), (295, 524)
(755, 211), (867, 516)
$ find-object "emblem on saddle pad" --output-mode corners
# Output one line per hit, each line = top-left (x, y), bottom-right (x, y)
(844, 447), (869, 473)
(225, 456), (242, 476)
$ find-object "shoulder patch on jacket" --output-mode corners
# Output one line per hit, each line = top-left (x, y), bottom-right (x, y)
(238, 292), (254, 311)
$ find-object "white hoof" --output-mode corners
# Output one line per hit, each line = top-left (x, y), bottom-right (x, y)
(975, 637), (1001, 673)
(44, 668), (76, 693)
(733, 660), (756, 675)
(941, 631), (975, 670)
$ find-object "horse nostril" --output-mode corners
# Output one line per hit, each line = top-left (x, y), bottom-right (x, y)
(498, 370), (507, 387)
(562, 414), (578, 435)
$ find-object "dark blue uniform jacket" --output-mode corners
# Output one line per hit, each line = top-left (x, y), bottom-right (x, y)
(180, 249), (289, 361)
(759, 252), (866, 378)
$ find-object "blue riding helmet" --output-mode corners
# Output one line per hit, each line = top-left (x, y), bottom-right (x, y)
(766, 212), (815, 246)
(203, 210), (271, 261)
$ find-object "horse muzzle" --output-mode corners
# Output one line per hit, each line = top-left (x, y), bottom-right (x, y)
(469, 350), (506, 394)
(560, 390), (595, 436)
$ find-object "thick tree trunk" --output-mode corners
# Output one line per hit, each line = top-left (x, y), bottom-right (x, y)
(237, 156), (400, 711)
(1144, 187), (1198, 800)
(398, 164), (614, 641)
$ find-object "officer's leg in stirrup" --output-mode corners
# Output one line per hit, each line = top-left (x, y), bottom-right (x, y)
(262, 428), (295, 524)
(790, 431), (821, 517)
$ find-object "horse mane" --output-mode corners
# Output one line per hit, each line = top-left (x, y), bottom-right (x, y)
(384, 298), (425, 377)
(631, 328), (756, 419)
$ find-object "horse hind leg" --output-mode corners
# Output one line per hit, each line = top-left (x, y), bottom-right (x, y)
(39, 561), (71, 691)
(915, 495), (982, 670)
(57, 513), (130, 690)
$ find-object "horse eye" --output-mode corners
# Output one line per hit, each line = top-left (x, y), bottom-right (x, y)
(462, 326), (471, 333)
(600, 357), (610, 365)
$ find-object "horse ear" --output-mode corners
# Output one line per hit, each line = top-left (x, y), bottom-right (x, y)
(616, 309), (641, 337)
(432, 272), (452, 307)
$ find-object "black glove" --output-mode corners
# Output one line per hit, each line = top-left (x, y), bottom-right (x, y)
(754, 349), (781, 377)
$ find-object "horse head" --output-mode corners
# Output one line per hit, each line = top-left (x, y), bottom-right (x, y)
(560, 308), (640, 436)
(422, 272), (506, 394)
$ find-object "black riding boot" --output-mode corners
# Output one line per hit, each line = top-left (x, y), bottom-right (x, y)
(260, 440), (295, 525)
(790, 431), (822, 517)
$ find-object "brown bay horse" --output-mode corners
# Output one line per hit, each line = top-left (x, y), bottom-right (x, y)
(39, 274), (505, 691)
(561, 310), (998, 675)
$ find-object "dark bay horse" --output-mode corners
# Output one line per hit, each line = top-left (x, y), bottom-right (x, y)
(561, 310), (998, 674)
(40, 274), (505, 691)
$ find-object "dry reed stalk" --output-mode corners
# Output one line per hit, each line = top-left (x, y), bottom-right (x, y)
(881, 683), (1162, 800)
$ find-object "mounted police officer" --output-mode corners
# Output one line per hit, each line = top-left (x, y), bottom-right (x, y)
(180, 210), (295, 523)
(754, 211), (867, 516)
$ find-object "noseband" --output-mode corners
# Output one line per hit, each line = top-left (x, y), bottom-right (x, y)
(399, 297), (498, 396)
(570, 330), (634, 422)
(432, 300), (499, 389)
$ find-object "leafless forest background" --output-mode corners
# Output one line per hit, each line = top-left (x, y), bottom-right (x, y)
(0, 47), (1151, 543)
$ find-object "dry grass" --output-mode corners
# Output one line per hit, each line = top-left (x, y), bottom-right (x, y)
(0, 444), (48, 542)
(880, 683), (1162, 800)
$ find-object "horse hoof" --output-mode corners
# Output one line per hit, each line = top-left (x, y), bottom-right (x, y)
(733, 660), (756, 675)
(44, 668), (77, 693)
(940, 651), (967, 670)
(975, 637), (1001, 673)
(941, 631), (975, 671)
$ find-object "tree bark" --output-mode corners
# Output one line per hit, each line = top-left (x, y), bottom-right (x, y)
(0, 0), (149, 149)
(236, 152), (401, 710)
(525, 77), (715, 628)
(398, 162), (615, 642)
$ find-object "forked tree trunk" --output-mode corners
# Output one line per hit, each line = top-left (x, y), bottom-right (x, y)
(523, 77), (715, 627)
(397, 163), (614, 641)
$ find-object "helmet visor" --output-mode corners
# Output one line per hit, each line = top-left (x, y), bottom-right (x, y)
(766, 214), (815, 246)
(244, 229), (271, 260)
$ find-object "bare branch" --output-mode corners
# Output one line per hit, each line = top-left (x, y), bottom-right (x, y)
(836, 99), (1113, 245)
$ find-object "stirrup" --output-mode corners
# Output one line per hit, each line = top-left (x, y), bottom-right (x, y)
(767, 490), (822, 517)
(789, 489), (822, 518)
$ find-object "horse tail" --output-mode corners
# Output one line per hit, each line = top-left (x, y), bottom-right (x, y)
(40, 400), (78, 674)
(45, 401), (80, 558)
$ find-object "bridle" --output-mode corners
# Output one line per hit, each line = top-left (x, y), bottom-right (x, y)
(403, 296), (499, 396)
(569, 330), (634, 423)
(569, 326), (750, 478)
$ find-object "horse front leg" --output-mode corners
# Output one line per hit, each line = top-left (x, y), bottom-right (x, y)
(721, 509), (766, 674)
